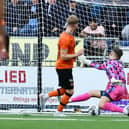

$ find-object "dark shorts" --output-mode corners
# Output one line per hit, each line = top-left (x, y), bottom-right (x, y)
(100, 90), (113, 101)
(56, 69), (74, 89)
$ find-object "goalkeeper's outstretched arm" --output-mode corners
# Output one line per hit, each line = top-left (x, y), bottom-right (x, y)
(79, 55), (123, 84)
(79, 55), (106, 70)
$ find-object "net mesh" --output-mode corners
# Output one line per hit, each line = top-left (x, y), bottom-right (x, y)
(0, 0), (39, 112)
(1, 0), (129, 113)
(3, 0), (129, 66)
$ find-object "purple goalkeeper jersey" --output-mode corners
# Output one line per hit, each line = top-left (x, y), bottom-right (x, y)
(90, 59), (126, 93)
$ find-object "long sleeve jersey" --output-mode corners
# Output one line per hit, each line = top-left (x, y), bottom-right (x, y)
(90, 59), (127, 94)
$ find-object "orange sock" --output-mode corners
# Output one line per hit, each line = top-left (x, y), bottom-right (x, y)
(57, 92), (72, 112)
(48, 88), (65, 97)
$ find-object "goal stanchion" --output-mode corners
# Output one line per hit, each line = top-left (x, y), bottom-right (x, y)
(37, 0), (43, 112)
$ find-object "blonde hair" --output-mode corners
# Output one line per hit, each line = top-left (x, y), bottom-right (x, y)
(67, 15), (79, 26)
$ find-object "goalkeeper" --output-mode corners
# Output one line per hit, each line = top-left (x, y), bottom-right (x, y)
(70, 47), (129, 115)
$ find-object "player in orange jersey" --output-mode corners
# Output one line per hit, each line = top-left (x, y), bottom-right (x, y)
(40, 15), (84, 116)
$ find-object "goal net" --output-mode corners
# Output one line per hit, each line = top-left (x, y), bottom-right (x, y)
(41, 0), (129, 64)
(1, 0), (129, 113)
(4, 0), (129, 65)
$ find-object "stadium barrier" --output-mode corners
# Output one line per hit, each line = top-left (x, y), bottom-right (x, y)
(0, 67), (128, 113)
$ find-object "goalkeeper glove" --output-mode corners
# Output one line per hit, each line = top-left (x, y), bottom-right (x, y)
(78, 55), (92, 66)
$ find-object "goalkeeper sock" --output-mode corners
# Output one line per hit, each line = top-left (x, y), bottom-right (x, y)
(71, 93), (90, 102)
(102, 102), (123, 113)
(48, 88), (65, 97)
(57, 92), (72, 112)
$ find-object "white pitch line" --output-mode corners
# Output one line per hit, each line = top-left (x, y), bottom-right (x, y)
(112, 119), (129, 122)
(0, 118), (80, 121)
(0, 117), (128, 122)
(0, 118), (96, 121)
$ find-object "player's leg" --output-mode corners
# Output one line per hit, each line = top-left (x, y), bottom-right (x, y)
(87, 90), (112, 116)
(48, 88), (66, 97)
(98, 87), (129, 115)
(39, 88), (65, 108)
(70, 90), (101, 102)
(98, 96), (129, 115)
(56, 69), (74, 112)
(39, 69), (66, 110)
(57, 89), (73, 112)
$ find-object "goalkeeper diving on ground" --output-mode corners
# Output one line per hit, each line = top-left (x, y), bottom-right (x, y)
(70, 47), (129, 116)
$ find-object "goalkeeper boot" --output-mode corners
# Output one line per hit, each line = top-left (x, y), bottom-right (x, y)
(94, 106), (100, 115)
(123, 105), (129, 116)
(88, 105), (100, 116)
(39, 93), (49, 111)
(88, 105), (96, 116)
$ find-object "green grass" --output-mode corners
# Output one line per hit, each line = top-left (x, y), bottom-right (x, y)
(0, 113), (129, 129)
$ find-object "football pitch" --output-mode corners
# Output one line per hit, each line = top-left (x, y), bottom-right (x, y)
(0, 113), (129, 129)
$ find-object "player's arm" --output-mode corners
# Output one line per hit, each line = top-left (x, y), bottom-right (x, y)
(79, 26), (89, 37)
(61, 49), (84, 61)
(79, 55), (106, 70)
(79, 31), (104, 38)
(79, 31), (87, 37)
(88, 33), (104, 37)
(90, 61), (107, 70)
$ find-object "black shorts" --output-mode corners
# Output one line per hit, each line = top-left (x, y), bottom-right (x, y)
(100, 90), (113, 101)
(56, 69), (74, 89)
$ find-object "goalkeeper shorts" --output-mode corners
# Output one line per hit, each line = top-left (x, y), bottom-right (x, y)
(101, 85), (125, 101)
